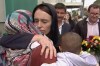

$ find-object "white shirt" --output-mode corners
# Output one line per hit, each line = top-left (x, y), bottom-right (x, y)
(87, 18), (99, 38)
(59, 22), (64, 35)
(41, 52), (97, 66)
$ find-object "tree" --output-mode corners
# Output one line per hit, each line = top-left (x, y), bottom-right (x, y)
(93, 0), (100, 5)
(72, 10), (78, 17)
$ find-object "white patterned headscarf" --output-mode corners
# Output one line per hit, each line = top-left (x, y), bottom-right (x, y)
(5, 9), (41, 34)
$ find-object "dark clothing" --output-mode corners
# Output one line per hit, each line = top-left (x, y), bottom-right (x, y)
(61, 22), (71, 35)
(0, 46), (5, 66)
(0, 33), (34, 49)
(30, 45), (56, 66)
(69, 20), (76, 31)
(0, 33), (56, 66)
(73, 18), (100, 40)
(57, 22), (71, 52)
(0, 33), (61, 52)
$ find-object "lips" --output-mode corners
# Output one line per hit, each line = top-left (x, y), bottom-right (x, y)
(40, 30), (45, 33)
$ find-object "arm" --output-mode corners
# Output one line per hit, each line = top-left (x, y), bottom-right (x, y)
(41, 53), (73, 66)
(0, 33), (33, 49)
(31, 34), (56, 59)
(0, 33), (56, 59)
(29, 44), (56, 66)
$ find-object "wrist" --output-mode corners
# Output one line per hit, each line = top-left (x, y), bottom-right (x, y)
(32, 34), (42, 42)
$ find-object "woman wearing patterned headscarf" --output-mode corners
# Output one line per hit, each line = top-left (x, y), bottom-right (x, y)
(0, 9), (56, 66)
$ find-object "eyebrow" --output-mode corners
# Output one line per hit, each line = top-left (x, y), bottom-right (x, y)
(34, 18), (49, 22)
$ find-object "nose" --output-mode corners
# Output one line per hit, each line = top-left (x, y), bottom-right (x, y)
(37, 21), (42, 29)
(57, 13), (61, 17)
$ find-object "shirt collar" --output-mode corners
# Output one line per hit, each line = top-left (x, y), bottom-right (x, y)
(59, 21), (64, 29)
(86, 18), (99, 25)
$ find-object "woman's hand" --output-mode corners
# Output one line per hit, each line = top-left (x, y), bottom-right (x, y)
(32, 34), (56, 59)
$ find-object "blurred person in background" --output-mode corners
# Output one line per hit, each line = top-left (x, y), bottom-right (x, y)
(55, 3), (71, 35)
(63, 12), (76, 30)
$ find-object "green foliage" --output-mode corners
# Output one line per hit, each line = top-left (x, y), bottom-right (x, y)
(93, 0), (100, 5)
(72, 10), (78, 17)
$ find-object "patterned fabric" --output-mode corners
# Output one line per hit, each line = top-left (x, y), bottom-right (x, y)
(4, 9), (42, 66)
(5, 9), (41, 34)
(13, 54), (29, 66)
(0, 46), (6, 66)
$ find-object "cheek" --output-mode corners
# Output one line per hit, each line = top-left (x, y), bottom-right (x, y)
(45, 23), (51, 34)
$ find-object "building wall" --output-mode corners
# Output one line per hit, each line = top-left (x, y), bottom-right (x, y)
(5, 0), (37, 15)
(0, 0), (66, 33)
(38, 0), (57, 4)
(0, 0), (5, 33)
(57, 0), (65, 2)
(0, 0), (6, 22)
(0, 22), (5, 34)
(37, 0), (67, 6)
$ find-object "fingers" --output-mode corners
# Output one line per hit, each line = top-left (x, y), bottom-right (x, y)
(53, 46), (57, 57)
(49, 43), (53, 59)
(45, 47), (49, 58)
(51, 41), (57, 57)
(46, 41), (56, 59)
(41, 41), (56, 59)
(40, 45), (46, 55)
(38, 35), (56, 59)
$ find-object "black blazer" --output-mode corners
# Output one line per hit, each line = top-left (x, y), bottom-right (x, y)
(73, 18), (100, 39)
(61, 22), (71, 35)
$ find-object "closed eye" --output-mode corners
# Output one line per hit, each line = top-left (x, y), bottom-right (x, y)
(34, 19), (39, 23)
(41, 19), (48, 23)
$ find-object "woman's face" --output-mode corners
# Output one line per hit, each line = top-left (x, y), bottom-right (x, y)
(34, 9), (52, 35)
(63, 13), (70, 21)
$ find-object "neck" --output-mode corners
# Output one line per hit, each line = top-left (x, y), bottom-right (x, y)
(88, 18), (98, 24)
(89, 20), (96, 24)
(58, 21), (63, 27)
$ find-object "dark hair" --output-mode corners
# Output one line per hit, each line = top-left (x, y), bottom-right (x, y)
(55, 3), (66, 12)
(88, 4), (100, 12)
(67, 12), (76, 30)
(60, 32), (82, 54)
(32, 3), (59, 45)
(67, 12), (72, 21)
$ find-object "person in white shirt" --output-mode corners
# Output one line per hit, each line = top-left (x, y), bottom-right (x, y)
(55, 3), (71, 35)
(41, 32), (98, 66)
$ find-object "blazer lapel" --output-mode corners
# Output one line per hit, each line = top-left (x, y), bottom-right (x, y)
(98, 22), (100, 35)
(82, 20), (87, 39)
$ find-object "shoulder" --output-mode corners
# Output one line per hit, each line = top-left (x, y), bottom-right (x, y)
(62, 23), (71, 29)
(80, 52), (98, 65)
(78, 18), (87, 24)
(63, 22), (70, 26)
(76, 18), (87, 27)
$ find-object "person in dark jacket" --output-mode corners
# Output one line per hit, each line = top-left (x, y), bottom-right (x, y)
(63, 12), (76, 31)
(73, 4), (100, 40)
(55, 3), (71, 35)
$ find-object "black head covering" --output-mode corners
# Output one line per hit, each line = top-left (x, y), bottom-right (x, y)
(32, 3), (59, 46)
